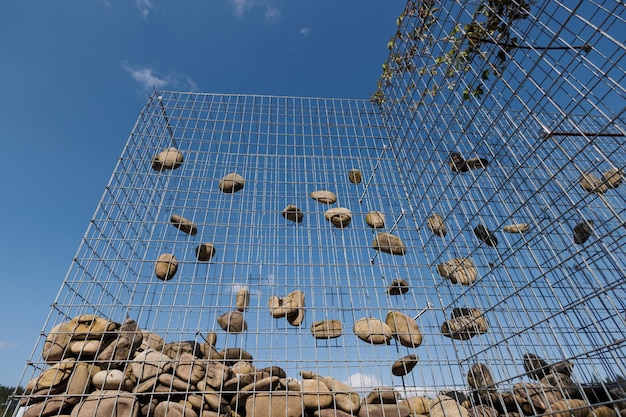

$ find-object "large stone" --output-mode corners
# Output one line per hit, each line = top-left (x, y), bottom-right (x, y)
(163, 341), (204, 359)
(269, 290), (305, 326)
(467, 363), (495, 390)
(503, 223), (530, 234)
(391, 354), (418, 376)
(589, 406), (618, 417)
(513, 382), (564, 413)
(468, 405), (498, 417)
(400, 396), (430, 415)
(92, 369), (134, 391)
(310, 190), (337, 204)
(27, 359), (76, 392)
(195, 243), (216, 262)
(366, 211), (386, 229)
(42, 322), (72, 363)
(152, 147), (184, 172)
(387, 278), (409, 296)
(301, 379), (333, 409)
(324, 207), (352, 228)
(574, 220), (594, 244)
(359, 404), (411, 417)
(174, 353), (206, 384)
(155, 253), (178, 281)
(318, 376), (360, 414)
(465, 157), (489, 170)
(67, 315), (118, 340)
(449, 152), (468, 173)
(372, 233), (406, 256)
(130, 349), (171, 382)
(158, 373), (193, 391)
(245, 392), (304, 417)
(236, 288), (250, 312)
(154, 401), (198, 417)
(365, 387), (399, 405)
(541, 373), (577, 398)
(202, 361), (234, 390)
(170, 214), (198, 236)
(231, 361), (255, 375)
(437, 258), (477, 285)
(219, 347), (253, 363)
(218, 173), (245, 193)
(65, 362), (97, 400)
(349, 169), (362, 184)
(310, 320), (343, 339)
(23, 397), (69, 417)
(69, 340), (103, 357)
(354, 318), (393, 344)
(473, 225), (498, 247)
(441, 308), (488, 340)
(549, 399), (590, 417)
(71, 390), (139, 417)
(427, 214), (447, 237)
(139, 330), (165, 352)
(97, 318), (143, 367)
(385, 311), (422, 348)
(313, 410), (355, 417)
(580, 173), (608, 194)
(522, 353), (552, 380)
(217, 310), (247, 333)
(282, 205), (304, 223)
(429, 395), (470, 417)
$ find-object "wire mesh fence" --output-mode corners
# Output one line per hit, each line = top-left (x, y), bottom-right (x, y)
(6, 1), (625, 417)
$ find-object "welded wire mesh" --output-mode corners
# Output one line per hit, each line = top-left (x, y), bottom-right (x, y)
(7, 1), (626, 417)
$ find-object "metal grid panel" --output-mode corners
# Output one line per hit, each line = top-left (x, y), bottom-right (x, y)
(8, 1), (626, 417)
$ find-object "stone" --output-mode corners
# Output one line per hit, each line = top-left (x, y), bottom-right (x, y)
(133, 375), (159, 393)
(349, 169), (362, 184)
(67, 315), (118, 340)
(155, 253), (178, 281)
(158, 373), (193, 391)
(391, 354), (418, 376)
(387, 278), (409, 295)
(269, 290), (305, 326)
(449, 152), (468, 173)
(42, 322), (72, 363)
(219, 348), (253, 363)
(236, 288), (250, 312)
(221, 373), (254, 392)
(468, 405), (498, 417)
(574, 220), (594, 244)
(245, 392), (304, 417)
(71, 390), (139, 417)
(152, 147), (184, 172)
(231, 361), (255, 375)
(97, 318), (143, 367)
(549, 399), (590, 417)
(195, 243), (216, 262)
(170, 214), (198, 235)
(366, 211), (386, 229)
(359, 404), (411, 417)
(473, 225), (498, 247)
(204, 332), (217, 347)
(513, 382), (564, 413)
(401, 396), (430, 415)
(522, 353), (552, 380)
(365, 387), (399, 405)
(603, 168), (623, 188)
(427, 214), (447, 237)
(65, 362), (97, 400)
(69, 340), (103, 357)
(202, 392), (229, 414)
(467, 363), (495, 390)
(163, 341), (204, 359)
(589, 406), (618, 417)
(184, 395), (204, 411)
(385, 311), (422, 348)
(354, 318), (393, 345)
(324, 207), (352, 228)
(580, 173), (608, 194)
(503, 223), (530, 233)
(130, 349), (171, 382)
(23, 397), (69, 417)
(139, 330), (165, 352)
(465, 157), (489, 170)
(372, 233), (406, 256)
(258, 366), (287, 379)
(92, 369), (133, 391)
(429, 395), (470, 417)
(441, 308), (488, 340)
(282, 205), (304, 223)
(202, 361), (234, 390)
(217, 310), (247, 333)
(174, 353), (206, 384)
(318, 376), (360, 414)
(301, 379), (333, 409)
(541, 373), (577, 398)
(437, 258), (477, 285)
(218, 173), (245, 193)
(310, 320), (343, 339)
(313, 410), (355, 417)
(154, 401), (198, 417)
(27, 359), (76, 392)
(310, 190), (337, 204)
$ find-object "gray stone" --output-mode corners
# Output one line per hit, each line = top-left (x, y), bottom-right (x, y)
(195, 243), (216, 262)
(218, 173), (245, 193)
(574, 220), (594, 244)
(170, 214), (198, 235)
(217, 310), (247, 333)
(152, 147), (184, 172)
(155, 253), (178, 281)
(354, 318), (393, 344)
(372, 233), (406, 256)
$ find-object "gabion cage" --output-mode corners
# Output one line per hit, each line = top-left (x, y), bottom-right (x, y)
(8, 1), (625, 417)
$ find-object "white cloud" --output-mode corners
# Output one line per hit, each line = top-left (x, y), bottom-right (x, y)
(135, 0), (157, 19)
(228, 0), (282, 22)
(0, 342), (18, 349)
(299, 27), (309, 36)
(264, 6), (281, 22)
(229, 0), (254, 17)
(345, 373), (383, 392)
(122, 63), (198, 92)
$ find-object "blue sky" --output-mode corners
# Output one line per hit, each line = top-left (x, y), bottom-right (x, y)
(0, 0), (401, 386)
